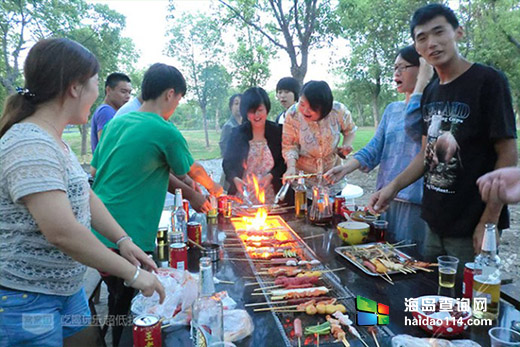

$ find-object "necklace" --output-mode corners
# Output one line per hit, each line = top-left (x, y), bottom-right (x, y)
(37, 117), (69, 154)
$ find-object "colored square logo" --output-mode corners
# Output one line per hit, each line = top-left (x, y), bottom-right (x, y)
(357, 312), (377, 326)
(356, 296), (389, 326)
(378, 303), (389, 315)
(356, 295), (377, 313)
(378, 315), (389, 325)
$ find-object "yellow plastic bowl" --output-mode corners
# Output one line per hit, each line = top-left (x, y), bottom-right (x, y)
(337, 221), (370, 245)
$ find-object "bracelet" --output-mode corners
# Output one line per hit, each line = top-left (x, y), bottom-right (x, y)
(123, 267), (140, 287)
(116, 235), (132, 247)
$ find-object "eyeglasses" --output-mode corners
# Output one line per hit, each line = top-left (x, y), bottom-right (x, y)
(394, 65), (416, 73)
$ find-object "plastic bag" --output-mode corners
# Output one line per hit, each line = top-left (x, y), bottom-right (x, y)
(223, 309), (254, 342)
(131, 268), (197, 326)
(392, 334), (482, 347)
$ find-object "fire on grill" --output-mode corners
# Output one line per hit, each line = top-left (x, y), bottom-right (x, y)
(227, 175), (375, 347)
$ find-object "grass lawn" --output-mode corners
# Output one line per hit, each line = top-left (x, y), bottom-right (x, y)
(66, 127), (378, 164)
(65, 126), (520, 164)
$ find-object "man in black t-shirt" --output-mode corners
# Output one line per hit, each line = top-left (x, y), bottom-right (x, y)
(368, 4), (517, 267)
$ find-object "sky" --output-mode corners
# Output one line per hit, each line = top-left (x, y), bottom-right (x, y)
(88, 0), (347, 90)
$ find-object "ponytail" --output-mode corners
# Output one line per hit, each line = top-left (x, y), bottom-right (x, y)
(0, 37), (99, 139)
(0, 93), (37, 138)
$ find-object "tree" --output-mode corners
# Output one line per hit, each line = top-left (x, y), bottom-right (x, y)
(458, 0), (520, 115)
(218, 0), (339, 84)
(336, 0), (429, 126)
(230, 25), (273, 90)
(0, 1), (140, 161)
(165, 9), (231, 147)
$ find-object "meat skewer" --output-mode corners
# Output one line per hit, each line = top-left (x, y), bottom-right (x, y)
(253, 275), (321, 291)
(367, 327), (381, 347)
(325, 315), (348, 345)
(244, 295), (348, 307)
(294, 318), (302, 347)
(332, 312), (370, 347)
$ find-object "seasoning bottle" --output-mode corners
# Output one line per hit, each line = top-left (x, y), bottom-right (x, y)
(294, 171), (307, 218)
(191, 257), (224, 345)
(473, 223), (501, 320)
(172, 188), (187, 242)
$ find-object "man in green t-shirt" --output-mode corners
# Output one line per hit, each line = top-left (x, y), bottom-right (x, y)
(90, 63), (221, 346)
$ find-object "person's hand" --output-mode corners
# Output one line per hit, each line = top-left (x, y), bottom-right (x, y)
(208, 182), (223, 197)
(477, 167), (520, 204)
(324, 165), (349, 184)
(258, 174), (273, 190)
(336, 145), (353, 159)
(190, 192), (211, 213)
(119, 239), (157, 272)
(131, 269), (166, 304)
(415, 57), (434, 92)
(233, 177), (246, 194)
(368, 184), (398, 214)
(283, 167), (297, 183)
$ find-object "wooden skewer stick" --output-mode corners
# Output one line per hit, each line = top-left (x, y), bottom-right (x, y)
(253, 304), (299, 312)
(245, 296), (350, 307)
(284, 173), (318, 180)
(188, 238), (206, 251)
(371, 331), (381, 347)
(224, 258), (271, 263)
(342, 338), (350, 347)
(303, 233), (326, 240)
(378, 274), (394, 285)
(253, 284), (282, 291)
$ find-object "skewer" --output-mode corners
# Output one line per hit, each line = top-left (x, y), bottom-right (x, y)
(342, 338), (350, 347)
(224, 258), (271, 263)
(317, 333), (320, 347)
(188, 238), (206, 251)
(378, 274), (394, 285)
(257, 267), (345, 276)
(303, 233), (326, 240)
(253, 284), (282, 291)
(284, 173), (318, 180)
(245, 296), (349, 307)
(371, 331), (381, 347)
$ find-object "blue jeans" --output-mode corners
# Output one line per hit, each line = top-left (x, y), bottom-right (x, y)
(0, 287), (90, 347)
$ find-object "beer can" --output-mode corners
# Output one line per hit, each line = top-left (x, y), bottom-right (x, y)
(182, 199), (190, 217)
(463, 262), (475, 299)
(157, 241), (168, 261)
(187, 221), (202, 246)
(223, 199), (233, 218)
(169, 243), (187, 270)
(156, 227), (167, 244)
(133, 314), (162, 347)
(168, 231), (184, 244)
(217, 195), (228, 213)
(333, 196), (346, 215)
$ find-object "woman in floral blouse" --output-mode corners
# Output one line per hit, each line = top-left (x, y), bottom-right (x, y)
(222, 87), (286, 204)
(282, 80), (356, 183)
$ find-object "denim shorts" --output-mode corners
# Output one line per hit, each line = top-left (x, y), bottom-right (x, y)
(0, 287), (91, 347)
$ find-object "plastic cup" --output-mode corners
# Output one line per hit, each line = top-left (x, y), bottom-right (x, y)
(437, 255), (459, 288)
(489, 327), (520, 347)
(372, 220), (388, 242)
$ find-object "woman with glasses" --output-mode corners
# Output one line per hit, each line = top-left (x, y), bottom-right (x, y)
(324, 45), (433, 252)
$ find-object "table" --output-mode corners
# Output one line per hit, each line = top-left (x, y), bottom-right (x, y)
(121, 214), (520, 347)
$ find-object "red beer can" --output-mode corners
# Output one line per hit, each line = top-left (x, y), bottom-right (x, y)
(462, 262), (475, 299)
(187, 221), (202, 246)
(169, 243), (187, 270)
(333, 196), (346, 215)
(133, 314), (162, 347)
(218, 195), (228, 214)
(182, 199), (189, 218)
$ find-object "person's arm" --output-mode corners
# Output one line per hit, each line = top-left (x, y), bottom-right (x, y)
(168, 173), (210, 213)
(369, 136), (427, 213)
(337, 104), (356, 156)
(219, 123), (231, 157)
(282, 109), (300, 181)
(324, 157), (362, 184)
(187, 161), (223, 196)
(473, 138), (517, 252)
(95, 106), (115, 143)
(23, 190), (165, 302)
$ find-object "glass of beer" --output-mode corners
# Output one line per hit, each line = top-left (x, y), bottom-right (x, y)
(489, 327), (520, 347)
(437, 255), (459, 288)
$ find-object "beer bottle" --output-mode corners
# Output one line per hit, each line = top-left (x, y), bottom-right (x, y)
(294, 171), (307, 218)
(473, 223), (501, 320)
(191, 257), (224, 345)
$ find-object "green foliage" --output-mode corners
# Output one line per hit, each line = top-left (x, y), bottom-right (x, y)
(336, 0), (430, 125)
(459, 0), (520, 114)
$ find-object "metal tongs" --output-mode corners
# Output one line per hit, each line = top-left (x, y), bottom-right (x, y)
(242, 186), (254, 207)
(274, 181), (291, 205)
